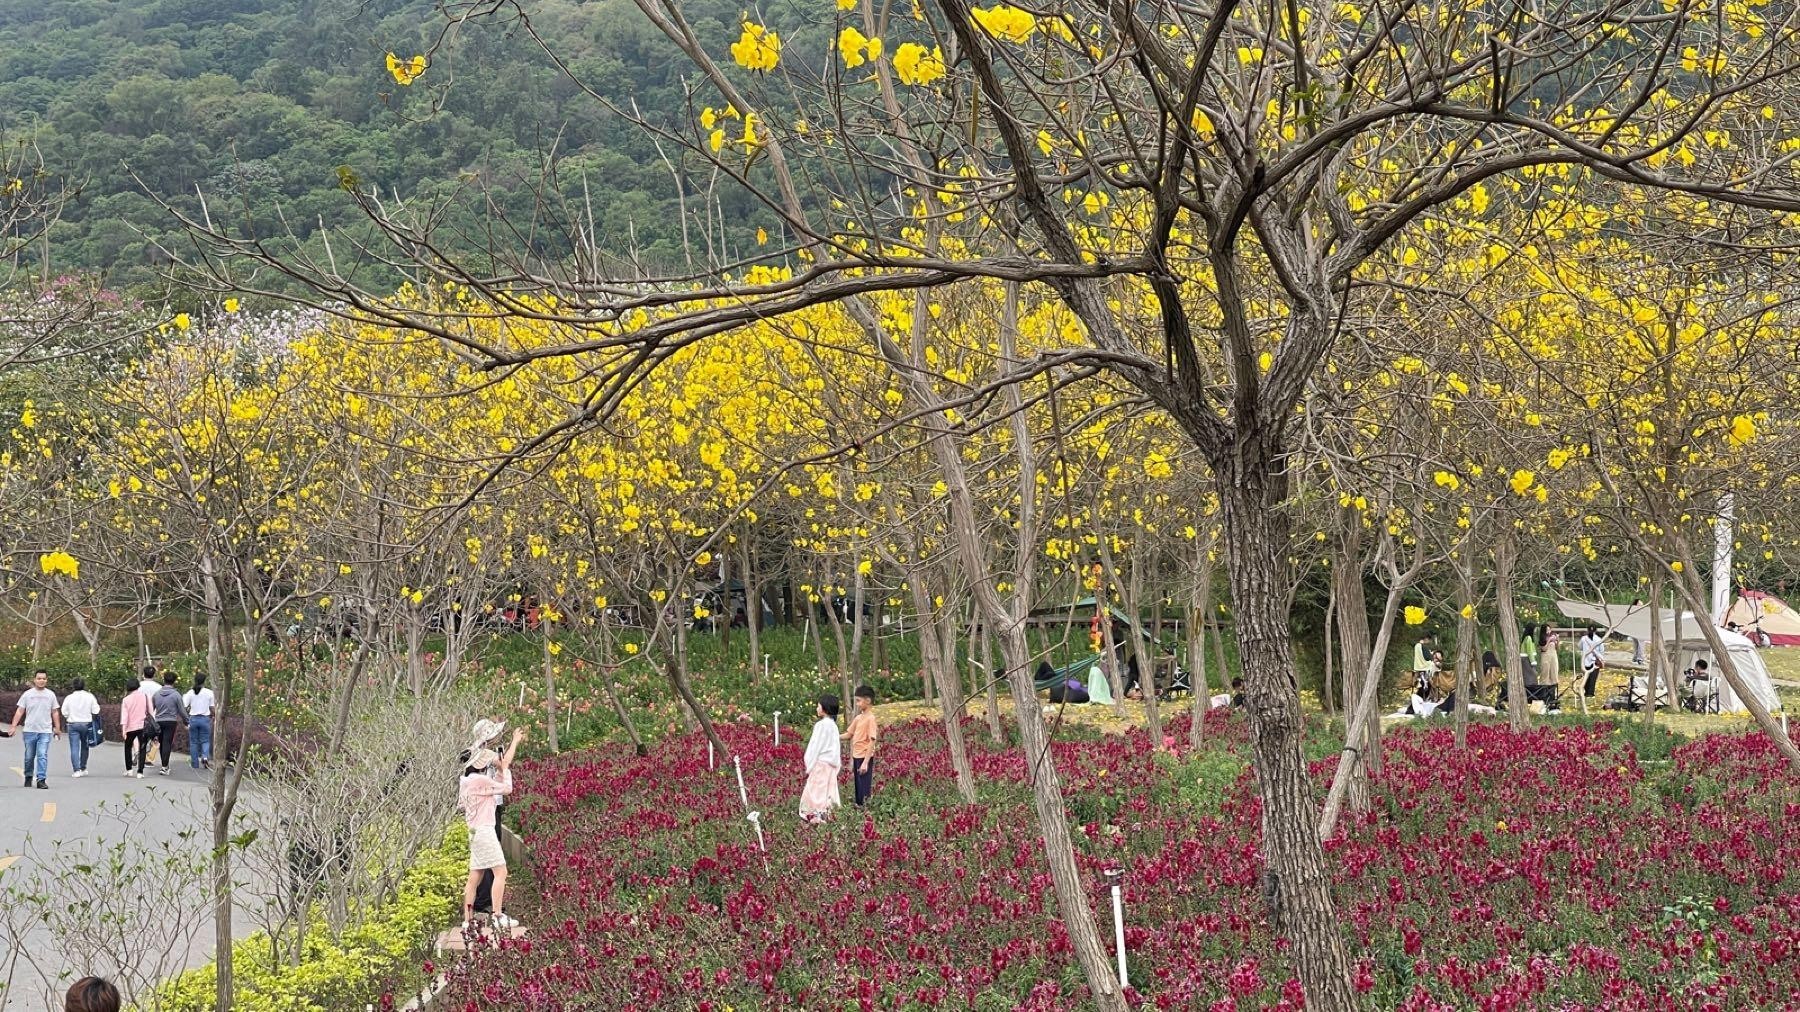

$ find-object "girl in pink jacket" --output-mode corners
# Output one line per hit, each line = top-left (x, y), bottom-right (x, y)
(120, 688), (152, 778)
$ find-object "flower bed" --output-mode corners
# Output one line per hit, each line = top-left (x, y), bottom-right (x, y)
(434, 715), (1800, 1011)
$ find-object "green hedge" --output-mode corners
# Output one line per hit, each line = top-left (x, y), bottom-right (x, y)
(157, 826), (467, 1012)
(0, 644), (140, 696)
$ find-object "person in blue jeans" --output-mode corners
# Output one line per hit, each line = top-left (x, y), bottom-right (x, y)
(61, 677), (102, 778)
(183, 674), (216, 770)
(7, 670), (63, 789)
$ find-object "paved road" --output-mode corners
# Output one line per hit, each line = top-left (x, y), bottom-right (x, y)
(0, 739), (259, 1011)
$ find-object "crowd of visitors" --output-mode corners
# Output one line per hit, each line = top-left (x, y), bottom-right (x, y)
(4, 664), (213, 787)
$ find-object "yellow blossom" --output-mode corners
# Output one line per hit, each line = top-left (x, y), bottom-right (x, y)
(892, 43), (945, 86)
(729, 21), (782, 72)
(39, 551), (80, 580)
(972, 3), (1036, 42)
(837, 26), (881, 68)
(385, 52), (427, 86)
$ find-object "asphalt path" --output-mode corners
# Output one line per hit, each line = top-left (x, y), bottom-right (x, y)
(0, 738), (260, 1011)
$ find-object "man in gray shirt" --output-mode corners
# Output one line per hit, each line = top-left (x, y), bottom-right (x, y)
(7, 670), (62, 789)
(151, 670), (189, 777)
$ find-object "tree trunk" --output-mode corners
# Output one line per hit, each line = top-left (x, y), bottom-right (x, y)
(1494, 531), (1527, 730)
(1330, 524), (1374, 810)
(327, 635), (373, 755)
(1447, 569), (1476, 749)
(1214, 477), (1357, 1010)
(910, 581), (977, 804)
(981, 627), (1003, 744)
(824, 571), (852, 706)
(850, 562), (867, 687)
(201, 556), (237, 1012)
(1645, 569), (1665, 731)
(1188, 542), (1214, 751)
(996, 622), (1126, 1011)
(1209, 610), (1230, 703)
(601, 670), (647, 756)
(1453, 565), (1477, 750)
(741, 540), (761, 683)
(871, 598), (887, 677)
(542, 631), (561, 753)
(661, 633), (724, 759)
(1321, 582), (1337, 719)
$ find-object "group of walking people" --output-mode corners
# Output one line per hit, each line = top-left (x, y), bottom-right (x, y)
(4, 665), (215, 787)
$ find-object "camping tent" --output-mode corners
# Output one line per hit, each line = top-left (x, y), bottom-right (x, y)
(1724, 590), (1800, 647)
(1556, 600), (1780, 713)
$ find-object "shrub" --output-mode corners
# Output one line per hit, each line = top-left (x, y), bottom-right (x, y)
(0, 643), (138, 695)
(158, 826), (466, 1012)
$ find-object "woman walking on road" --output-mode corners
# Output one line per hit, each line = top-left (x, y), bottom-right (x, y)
(61, 677), (101, 777)
(150, 671), (188, 776)
(120, 681), (152, 778)
(183, 674), (215, 770)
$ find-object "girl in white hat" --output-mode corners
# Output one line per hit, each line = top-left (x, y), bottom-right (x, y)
(459, 726), (525, 932)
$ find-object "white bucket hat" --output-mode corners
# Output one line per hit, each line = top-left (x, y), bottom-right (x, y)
(469, 718), (506, 750)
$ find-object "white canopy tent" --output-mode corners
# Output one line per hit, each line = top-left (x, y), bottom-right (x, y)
(1556, 599), (1780, 713)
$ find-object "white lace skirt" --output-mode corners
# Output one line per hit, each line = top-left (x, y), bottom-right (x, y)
(469, 826), (506, 871)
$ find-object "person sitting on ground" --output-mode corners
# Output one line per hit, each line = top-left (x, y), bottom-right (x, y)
(1049, 677), (1090, 705)
(65, 977), (120, 1012)
(1412, 634), (1436, 695)
(1480, 649), (1503, 699)
(1682, 659), (1717, 711)
(1230, 677), (1245, 707)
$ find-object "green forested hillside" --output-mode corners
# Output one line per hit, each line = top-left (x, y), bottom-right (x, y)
(0, 0), (797, 294)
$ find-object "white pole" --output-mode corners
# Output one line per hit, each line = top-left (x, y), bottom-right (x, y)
(1110, 880), (1127, 988)
(708, 738), (715, 770)
(774, 711), (781, 746)
(747, 810), (769, 871)
(517, 682), (525, 708)
(763, 653), (770, 681)
(733, 755), (748, 810)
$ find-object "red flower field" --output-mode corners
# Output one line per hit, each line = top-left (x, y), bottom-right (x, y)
(428, 713), (1800, 1011)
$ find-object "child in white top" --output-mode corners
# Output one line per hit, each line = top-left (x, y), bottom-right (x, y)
(798, 694), (841, 823)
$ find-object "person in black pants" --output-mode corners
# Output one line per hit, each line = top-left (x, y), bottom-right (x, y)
(843, 685), (878, 807)
(150, 671), (188, 776)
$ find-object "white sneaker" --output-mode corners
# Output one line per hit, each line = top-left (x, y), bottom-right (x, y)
(75, 770), (85, 778)
(136, 772), (145, 779)
(159, 767), (169, 776)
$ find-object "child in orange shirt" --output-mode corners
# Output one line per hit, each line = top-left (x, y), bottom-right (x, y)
(843, 685), (878, 807)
